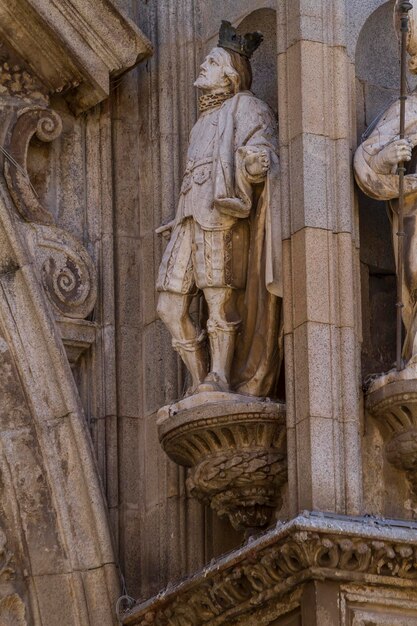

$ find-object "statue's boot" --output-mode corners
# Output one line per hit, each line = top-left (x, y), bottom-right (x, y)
(172, 331), (208, 394)
(197, 319), (240, 392)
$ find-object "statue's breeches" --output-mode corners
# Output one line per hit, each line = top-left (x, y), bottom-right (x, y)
(157, 218), (249, 294)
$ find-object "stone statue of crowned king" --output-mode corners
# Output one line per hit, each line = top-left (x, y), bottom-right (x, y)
(156, 21), (282, 400)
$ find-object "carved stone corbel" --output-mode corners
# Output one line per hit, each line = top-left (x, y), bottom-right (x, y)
(158, 393), (287, 532)
(367, 380), (417, 502)
(1, 100), (97, 363)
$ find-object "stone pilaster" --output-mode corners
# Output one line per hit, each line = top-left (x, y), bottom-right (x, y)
(277, 0), (363, 515)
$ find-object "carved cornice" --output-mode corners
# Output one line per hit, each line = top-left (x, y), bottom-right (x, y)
(0, 0), (152, 113)
(122, 513), (417, 626)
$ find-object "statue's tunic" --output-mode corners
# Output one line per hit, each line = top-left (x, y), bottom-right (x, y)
(157, 104), (242, 294)
(157, 91), (281, 298)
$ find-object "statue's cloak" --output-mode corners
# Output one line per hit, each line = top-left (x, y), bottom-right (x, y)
(210, 91), (283, 396)
(354, 96), (417, 201)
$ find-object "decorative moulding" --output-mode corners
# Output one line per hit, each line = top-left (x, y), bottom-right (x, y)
(158, 392), (287, 532)
(122, 513), (417, 626)
(0, 0), (152, 113)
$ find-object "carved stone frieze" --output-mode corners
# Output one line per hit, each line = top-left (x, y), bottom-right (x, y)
(158, 393), (287, 531)
(122, 514), (417, 626)
(367, 380), (417, 502)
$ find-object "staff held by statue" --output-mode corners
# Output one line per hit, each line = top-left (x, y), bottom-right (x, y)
(397, 1), (413, 371)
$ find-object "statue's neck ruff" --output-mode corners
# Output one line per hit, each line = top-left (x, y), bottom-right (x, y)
(198, 91), (233, 113)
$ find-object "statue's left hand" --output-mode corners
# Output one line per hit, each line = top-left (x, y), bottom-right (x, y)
(245, 149), (270, 178)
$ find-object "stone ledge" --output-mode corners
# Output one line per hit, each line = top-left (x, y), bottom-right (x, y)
(121, 512), (417, 625)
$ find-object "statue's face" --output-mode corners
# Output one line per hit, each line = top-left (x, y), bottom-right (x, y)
(194, 47), (232, 92)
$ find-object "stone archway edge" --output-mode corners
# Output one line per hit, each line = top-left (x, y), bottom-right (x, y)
(0, 182), (119, 623)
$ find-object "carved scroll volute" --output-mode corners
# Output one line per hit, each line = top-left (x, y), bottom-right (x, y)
(33, 225), (97, 320)
(2, 105), (97, 321)
(3, 106), (62, 225)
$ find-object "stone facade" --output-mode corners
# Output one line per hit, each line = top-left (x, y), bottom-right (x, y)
(0, 0), (416, 624)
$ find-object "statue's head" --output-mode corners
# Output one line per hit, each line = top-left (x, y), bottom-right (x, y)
(194, 21), (263, 94)
(194, 46), (252, 94)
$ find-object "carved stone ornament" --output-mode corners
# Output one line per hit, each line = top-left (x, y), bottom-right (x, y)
(0, 594), (27, 626)
(367, 380), (417, 501)
(121, 513), (417, 626)
(2, 103), (97, 333)
(0, 0), (152, 114)
(4, 106), (61, 225)
(158, 393), (286, 531)
(0, 528), (27, 626)
(25, 223), (97, 320)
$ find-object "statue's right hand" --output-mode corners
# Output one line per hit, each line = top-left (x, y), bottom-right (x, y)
(155, 219), (175, 237)
(372, 139), (412, 174)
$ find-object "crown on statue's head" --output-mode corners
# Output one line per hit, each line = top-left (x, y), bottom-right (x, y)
(218, 20), (263, 59)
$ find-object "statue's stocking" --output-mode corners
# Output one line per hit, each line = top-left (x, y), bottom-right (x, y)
(172, 331), (208, 393)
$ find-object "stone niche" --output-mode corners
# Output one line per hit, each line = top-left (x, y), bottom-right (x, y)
(155, 4), (287, 539)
